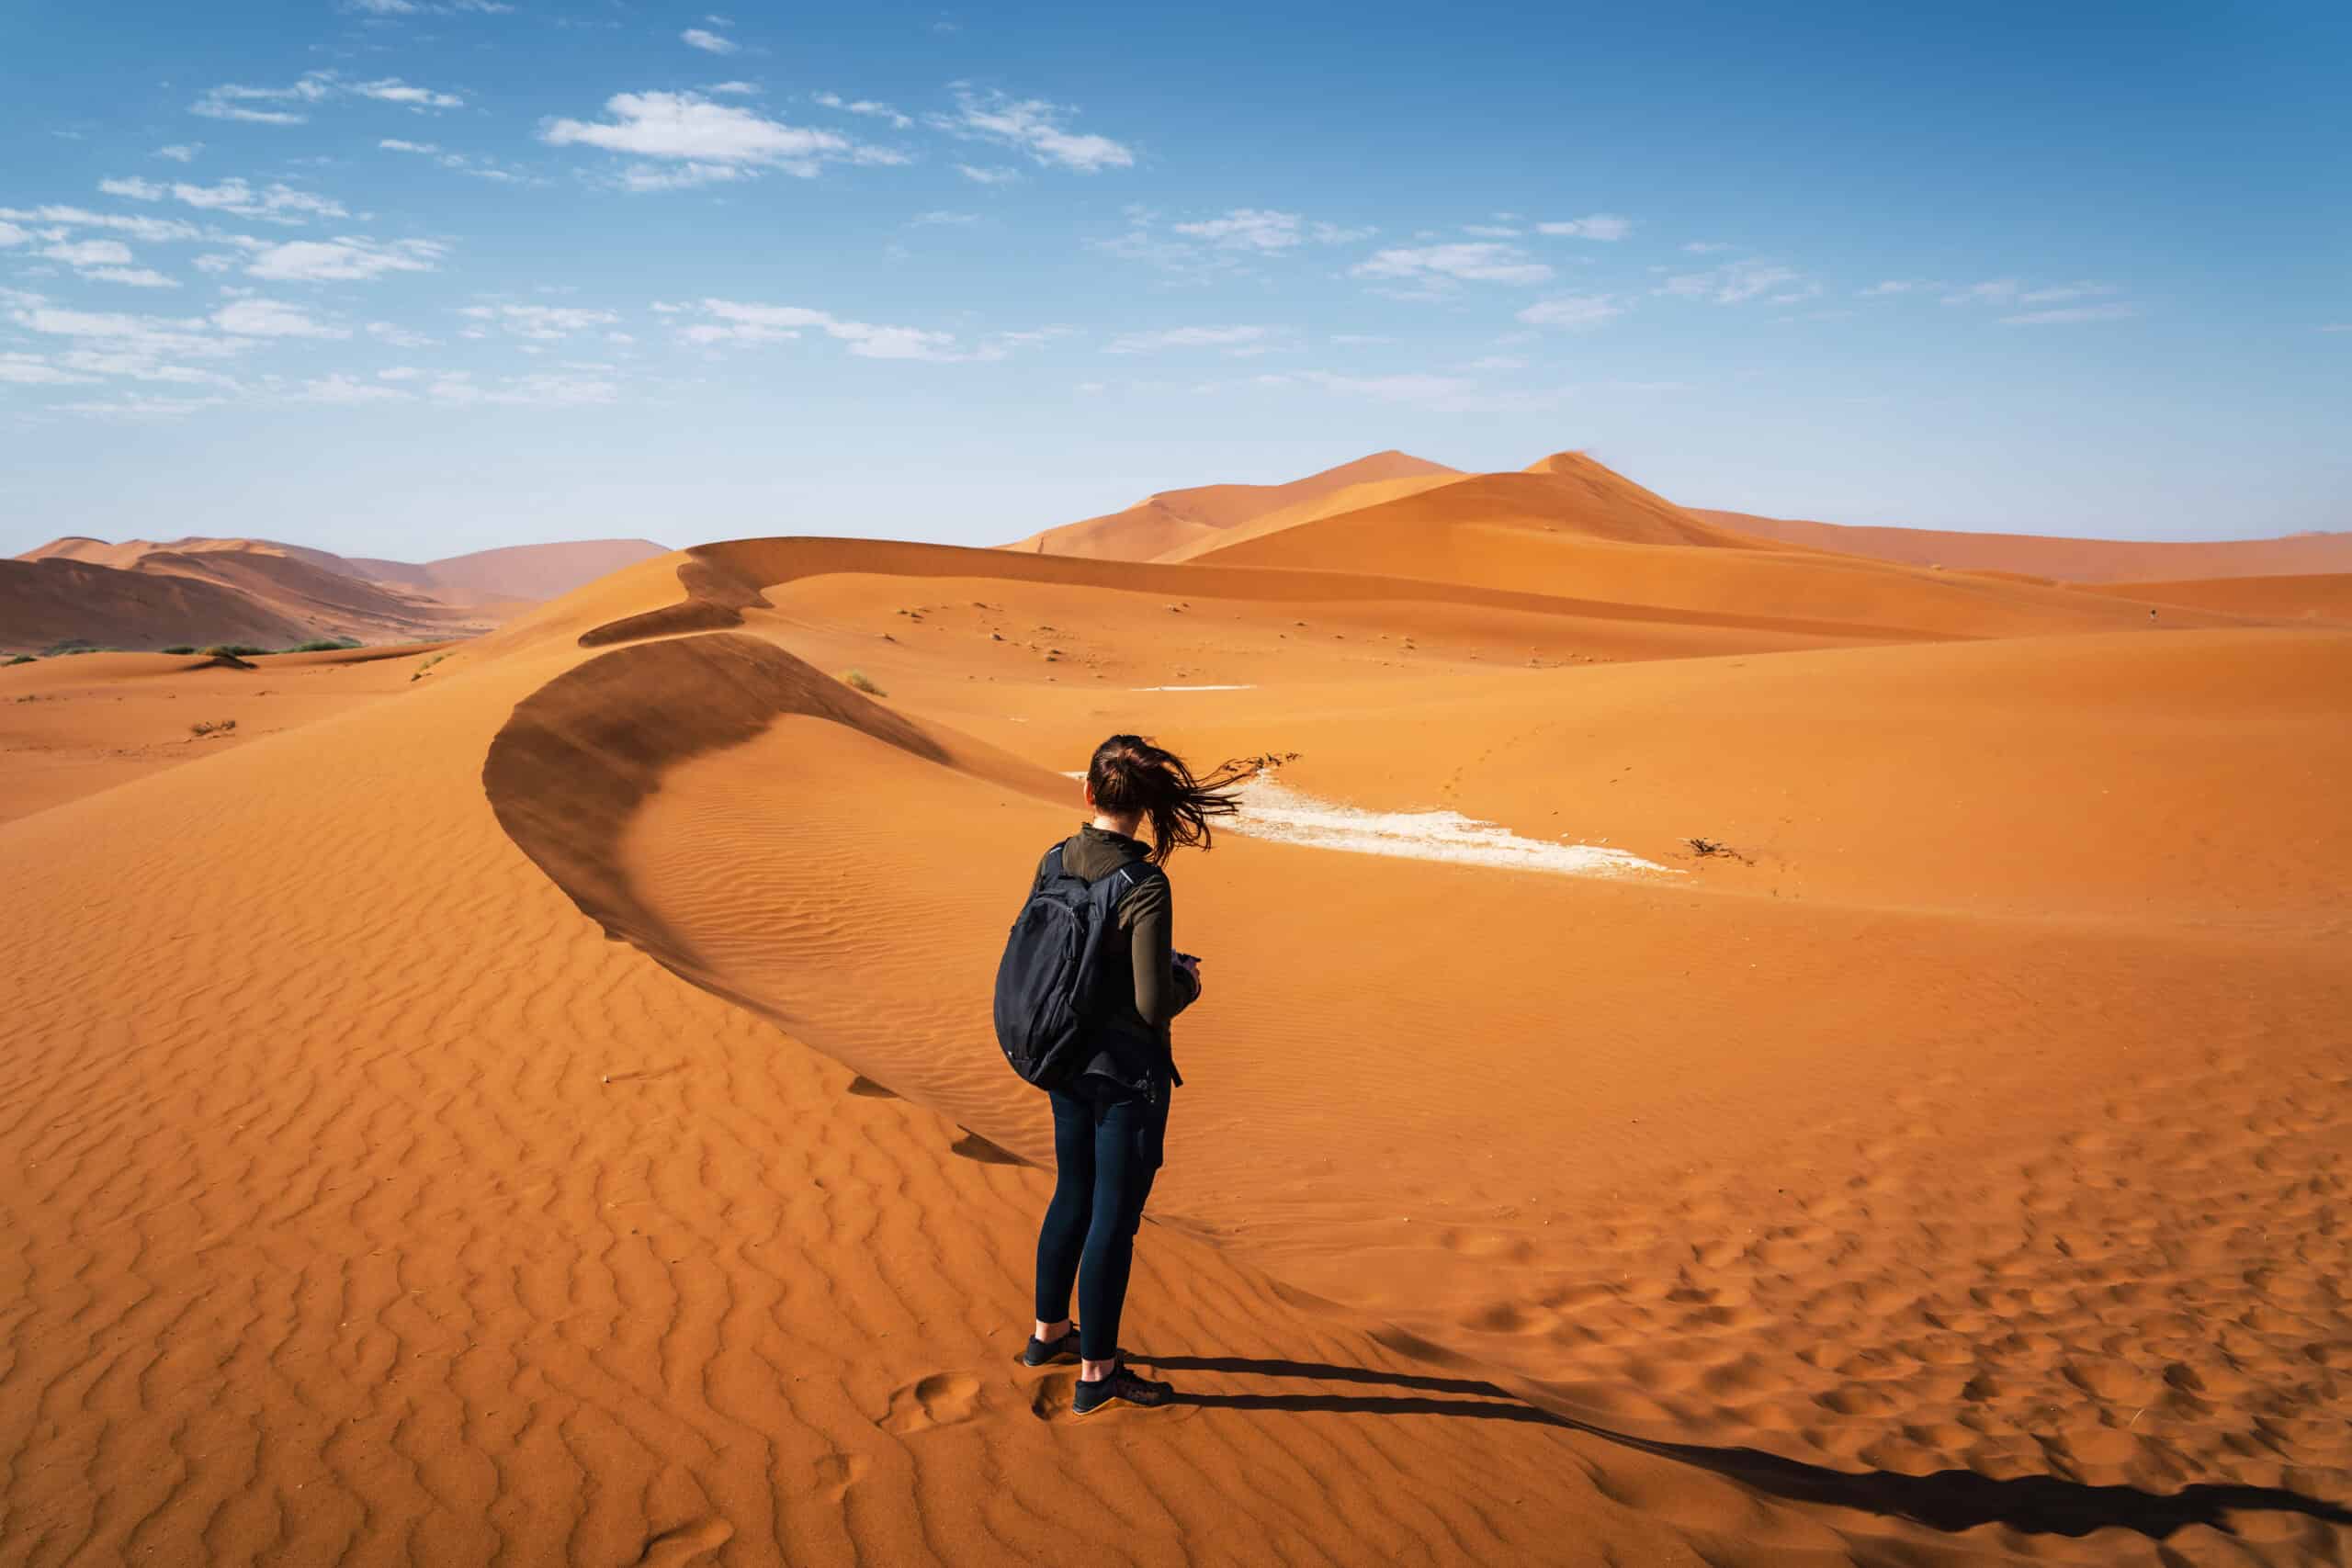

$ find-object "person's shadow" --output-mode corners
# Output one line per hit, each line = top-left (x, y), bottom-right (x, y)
(1133, 1352), (2352, 1542)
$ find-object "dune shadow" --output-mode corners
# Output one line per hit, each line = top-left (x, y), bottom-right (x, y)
(1133, 1353), (2352, 1542)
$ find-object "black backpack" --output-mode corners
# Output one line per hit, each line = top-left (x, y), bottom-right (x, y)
(993, 843), (1158, 1090)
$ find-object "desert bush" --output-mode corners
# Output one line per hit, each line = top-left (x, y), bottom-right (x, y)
(200, 643), (269, 658)
(188, 718), (239, 737)
(162, 645), (198, 655)
(283, 637), (361, 653)
(409, 650), (454, 682)
(842, 670), (886, 696)
(5, 654), (32, 666)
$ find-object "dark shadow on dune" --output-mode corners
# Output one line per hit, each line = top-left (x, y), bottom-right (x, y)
(1134, 1353), (2352, 1542)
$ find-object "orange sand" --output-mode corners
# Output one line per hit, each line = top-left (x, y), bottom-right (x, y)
(1693, 511), (2352, 583)
(3, 453), (2348, 1566)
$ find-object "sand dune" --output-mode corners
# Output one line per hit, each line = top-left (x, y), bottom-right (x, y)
(4, 505), (2348, 1565)
(2085, 572), (2352, 625)
(1189, 457), (2250, 642)
(1005, 449), (1456, 559)
(1695, 510), (2352, 583)
(5, 535), (671, 656)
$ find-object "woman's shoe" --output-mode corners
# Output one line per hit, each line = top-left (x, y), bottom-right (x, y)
(1071, 1363), (1174, 1416)
(1019, 1325), (1080, 1367)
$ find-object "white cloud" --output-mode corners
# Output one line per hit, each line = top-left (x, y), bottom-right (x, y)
(1535, 214), (1632, 241)
(1328, 333), (1393, 345)
(1860, 278), (1930, 296)
(1462, 224), (1521, 238)
(540, 91), (900, 181)
(301, 371), (413, 403)
(705, 81), (761, 96)
(1941, 277), (2020, 306)
(0, 353), (97, 385)
(426, 370), (617, 407)
(458, 302), (622, 340)
(88, 268), (182, 289)
(1170, 209), (1307, 251)
(1351, 243), (1552, 289)
(2001, 302), (2140, 325)
(931, 88), (1133, 173)
(615, 162), (748, 192)
(1657, 258), (1804, 304)
(367, 321), (437, 347)
(215, 298), (349, 338)
(681, 28), (739, 54)
(912, 209), (979, 225)
(1681, 241), (1733, 254)
(679, 298), (1000, 361)
(190, 71), (461, 125)
(1516, 293), (1623, 330)
(43, 239), (134, 267)
(815, 92), (913, 129)
(101, 176), (348, 223)
(2018, 281), (2114, 304)
(1464, 355), (1527, 370)
(0, 220), (28, 247)
(0, 204), (204, 243)
(1104, 324), (1272, 355)
(955, 164), (1020, 185)
(193, 254), (237, 274)
(156, 143), (202, 163)
(55, 394), (229, 418)
(246, 236), (447, 283)
(2322, 323), (2351, 333)
(380, 138), (438, 153)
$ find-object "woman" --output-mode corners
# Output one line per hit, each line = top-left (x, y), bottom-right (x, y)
(1021, 734), (1245, 1416)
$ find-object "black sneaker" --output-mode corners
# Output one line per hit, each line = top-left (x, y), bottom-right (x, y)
(1071, 1364), (1174, 1416)
(1019, 1325), (1080, 1367)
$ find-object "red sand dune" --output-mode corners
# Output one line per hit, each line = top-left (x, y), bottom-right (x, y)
(5, 535), (670, 653)
(1694, 509), (2352, 582)
(2085, 572), (2352, 625)
(1004, 449), (1458, 559)
(3, 455), (2348, 1565)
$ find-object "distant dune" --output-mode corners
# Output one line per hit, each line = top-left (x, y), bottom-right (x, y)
(1005, 449), (1458, 559)
(5, 534), (670, 653)
(1694, 509), (2352, 582)
(2086, 571), (2352, 624)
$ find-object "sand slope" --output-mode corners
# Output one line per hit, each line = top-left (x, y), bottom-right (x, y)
(2085, 573), (2352, 625)
(1005, 450), (1457, 559)
(6, 536), (672, 656)
(1695, 511), (2352, 583)
(3, 527), (2347, 1566)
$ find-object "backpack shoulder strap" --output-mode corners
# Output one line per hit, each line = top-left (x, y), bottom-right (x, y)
(1095, 856), (1161, 905)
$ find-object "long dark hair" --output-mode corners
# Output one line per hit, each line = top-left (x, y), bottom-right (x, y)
(1086, 734), (1250, 863)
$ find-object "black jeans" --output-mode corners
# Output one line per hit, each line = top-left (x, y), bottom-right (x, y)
(1034, 1077), (1170, 1363)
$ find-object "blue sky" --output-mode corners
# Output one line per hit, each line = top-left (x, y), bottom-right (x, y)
(1, 0), (2345, 560)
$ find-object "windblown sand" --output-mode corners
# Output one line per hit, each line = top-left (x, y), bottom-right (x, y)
(2, 476), (2347, 1566)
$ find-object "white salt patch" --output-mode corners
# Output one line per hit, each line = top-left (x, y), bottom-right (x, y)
(1227, 774), (1676, 879)
(1129, 683), (1258, 691)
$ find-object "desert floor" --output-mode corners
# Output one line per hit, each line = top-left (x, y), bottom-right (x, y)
(2, 535), (2346, 1566)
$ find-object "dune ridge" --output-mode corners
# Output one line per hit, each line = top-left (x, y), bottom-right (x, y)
(1692, 511), (2352, 583)
(1004, 449), (1457, 559)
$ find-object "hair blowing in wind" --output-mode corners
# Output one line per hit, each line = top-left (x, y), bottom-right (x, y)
(1085, 734), (1251, 863)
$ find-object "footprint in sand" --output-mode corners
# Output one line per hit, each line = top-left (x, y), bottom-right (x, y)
(882, 1371), (982, 1433)
(629, 1518), (733, 1568)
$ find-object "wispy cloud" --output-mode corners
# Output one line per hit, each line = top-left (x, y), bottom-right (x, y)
(1351, 243), (1552, 293)
(1104, 324), (1273, 355)
(1166, 209), (1372, 253)
(955, 164), (1019, 185)
(930, 87), (1133, 173)
(1681, 241), (1733, 254)
(814, 92), (913, 130)
(541, 91), (903, 185)
(674, 298), (1024, 362)
(246, 237), (447, 283)
(911, 209), (979, 225)
(1657, 257), (1804, 304)
(192, 71), (464, 125)
(378, 139), (534, 184)
(681, 28), (739, 54)
(215, 298), (349, 339)
(458, 302), (622, 340)
(0, 204), (205, 244)
(2001, 302), (2140, 325)
(1535, 214), (1632, 241)
(1859, 278), (1933, 296)
(99, 176), (347, 224)
(1516, 293), (1623, 330)
(155, 143), (201, 164)
(299, 372), (413, 404)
